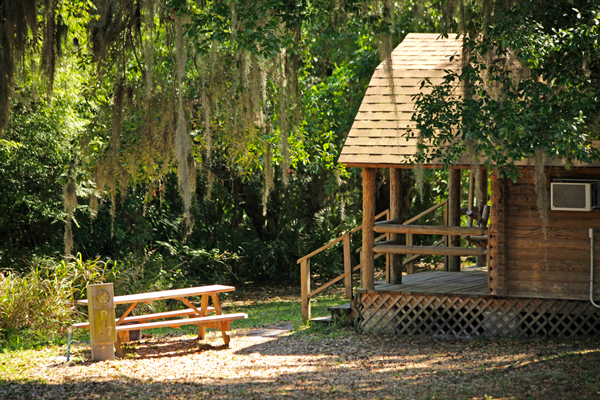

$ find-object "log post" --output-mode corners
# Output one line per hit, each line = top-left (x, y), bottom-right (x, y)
(447, 167), (461, 272)
(389, 168), (403, 284)
(468, 169), (475, 226)
(477, 167), (489, 207)
(406, 233), (414, 274)
(443, 202), (448, 270)
(476, 167), (489, 268)
(362, 168), (376, 290)
(343, 232), (352, 299)
(301, 259), (311, 322)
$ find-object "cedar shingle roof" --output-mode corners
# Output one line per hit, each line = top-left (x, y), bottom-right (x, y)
(339, 33), (600, 169)
(338, 33), (462, 168)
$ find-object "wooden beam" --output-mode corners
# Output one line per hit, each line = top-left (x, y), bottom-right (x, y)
(448, 167), (461, 271)
(389, 168), (403, 284)
(297, 235), (345, 264)
(403, 200), (447, 225)
(406, 233), (414, 274)
(373, 224), (486, 236)
(477, 167), (489, 269)
(301, 259), (311, 322)
(362, 168), (376, 290)
(468, 168), (475, 227)
(477, 167), (489, 206)
(349, 209), (391, 234)
(403, 238), (445, 264)
(374, 219), (400, 225)
(374, 244), (487, 257)
(339, 163), (475, 169)
(343, 233), (352, 299)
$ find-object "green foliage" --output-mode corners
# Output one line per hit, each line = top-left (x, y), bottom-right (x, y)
(0, 101), (71, 267)
(0, 255), (114, 343)
(0, 251), (199, 346)
(0, 1), (457, 327)
(413, 1), (600, 180)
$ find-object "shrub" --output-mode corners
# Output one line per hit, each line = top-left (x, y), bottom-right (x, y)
(0, 255), (116, 342)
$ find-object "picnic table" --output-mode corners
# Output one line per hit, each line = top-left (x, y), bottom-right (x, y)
(74, 285), (247, 357)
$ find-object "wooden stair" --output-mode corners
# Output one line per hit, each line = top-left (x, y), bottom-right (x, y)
(310, 316), (333, 324)
(308, 303), (357, 326)
(328, 303), (356, 325)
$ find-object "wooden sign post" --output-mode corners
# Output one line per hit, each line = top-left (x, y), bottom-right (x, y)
(87, 283), (117, 361)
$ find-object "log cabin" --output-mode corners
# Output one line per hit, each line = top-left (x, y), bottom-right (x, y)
(320, 33), (600, 337)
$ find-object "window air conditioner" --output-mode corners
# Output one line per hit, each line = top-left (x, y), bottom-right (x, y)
(550, 180), (600, 211)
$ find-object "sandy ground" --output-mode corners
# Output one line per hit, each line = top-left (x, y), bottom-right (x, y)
(2, 321), (600, 400)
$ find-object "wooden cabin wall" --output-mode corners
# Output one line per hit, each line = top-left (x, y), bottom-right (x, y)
(494, 167), (600, 301)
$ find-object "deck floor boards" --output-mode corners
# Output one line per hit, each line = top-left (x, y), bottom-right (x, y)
(367, 271), (487, 296)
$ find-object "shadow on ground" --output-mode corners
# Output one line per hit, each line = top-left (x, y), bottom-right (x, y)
(2, 327), (600, 400)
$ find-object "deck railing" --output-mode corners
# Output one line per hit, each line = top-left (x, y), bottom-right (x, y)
(298, 200), (449, 322)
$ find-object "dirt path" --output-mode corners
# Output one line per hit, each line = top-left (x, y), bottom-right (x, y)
(2, 321), (600, 400)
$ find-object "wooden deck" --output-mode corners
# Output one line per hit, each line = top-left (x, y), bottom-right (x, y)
(365, 271), (488, 296)
(353, 270), (600, 338)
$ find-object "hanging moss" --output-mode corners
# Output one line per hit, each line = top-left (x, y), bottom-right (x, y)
(109, 180), (117, 237)
(336, 169), (346, 221)
(111, 82), (125, 165)
(40, 0), (70, 100)
(414, 163), (425, 200)
(174, 16), (194, 230)
(413, 0), (424, 31)
(379, 0), (400, 135)
(263, 143), (273, 216)
(90, 167), (106, 220)
(278, 51), (290, 186)
(250, 55), (263, 133)
(201, 62), (212, 165)
(207, 169), (214, 202)
(0, 27), (14, 134)
(0, 0), (38, 134)
(63, 179), (77, 256)
(143, 0), (154, 102)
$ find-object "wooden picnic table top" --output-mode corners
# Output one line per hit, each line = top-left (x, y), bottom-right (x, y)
(76, 284), (235, 306)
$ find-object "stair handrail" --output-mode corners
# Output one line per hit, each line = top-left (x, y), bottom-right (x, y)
(298, 200), (449, 322)
(296, 209), (390, 265)
(298, 209), (389, 322)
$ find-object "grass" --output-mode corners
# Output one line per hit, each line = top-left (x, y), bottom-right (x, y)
(3, 286), (600, 400)
(224, 288), (346, 328)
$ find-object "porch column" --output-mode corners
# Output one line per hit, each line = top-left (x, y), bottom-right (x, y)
(447, 167), (461, 272)
(362, 168), (376, 290)
(477, 167), (488, 206)
(389, 168), (403, 284)
(476, 167), (488, 268)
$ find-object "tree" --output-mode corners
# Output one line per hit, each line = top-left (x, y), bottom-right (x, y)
(413, 1), (600, 179)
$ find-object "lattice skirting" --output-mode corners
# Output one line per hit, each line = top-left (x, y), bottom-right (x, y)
(353, 292), (600, 338)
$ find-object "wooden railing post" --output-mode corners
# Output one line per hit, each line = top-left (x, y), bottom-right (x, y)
(444, 201), (449, 270)
(301, 259), (311, 322)
(390, 168), (403, 283)
(362, 168), (376, 290)
(448, 167), (461, 272)
(476, 167), (489, 268)
(406, 233), (414, 274)
(385, 209), (390, 283)
(343, 232), (352, 299)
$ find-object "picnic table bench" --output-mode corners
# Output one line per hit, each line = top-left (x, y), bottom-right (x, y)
(74, 285), (247, 357)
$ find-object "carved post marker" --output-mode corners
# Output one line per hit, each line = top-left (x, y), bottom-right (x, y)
(87, 283), (117, 361)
